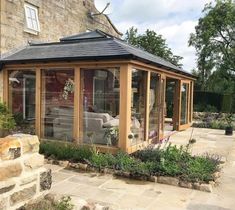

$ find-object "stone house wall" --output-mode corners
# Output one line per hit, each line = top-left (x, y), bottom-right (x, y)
(0, 0), (121, 101)
(0, 134), (51, 210)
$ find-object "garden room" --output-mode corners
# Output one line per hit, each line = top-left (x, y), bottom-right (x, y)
(1, 30), (195, 153)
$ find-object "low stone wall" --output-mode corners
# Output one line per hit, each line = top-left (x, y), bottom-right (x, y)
(0, 134), (52, 210)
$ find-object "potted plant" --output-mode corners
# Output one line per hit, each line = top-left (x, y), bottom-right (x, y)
(225, 113), (234, 136)
(104, 127), (119, 146)
(0, 102), (16, 137)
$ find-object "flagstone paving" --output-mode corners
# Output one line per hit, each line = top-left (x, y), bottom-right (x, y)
(46, 128), (235, 210)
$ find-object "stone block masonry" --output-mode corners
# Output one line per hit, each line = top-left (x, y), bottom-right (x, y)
(0, 134), (52, 210)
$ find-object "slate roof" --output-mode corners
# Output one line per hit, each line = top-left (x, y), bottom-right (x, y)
(0, 30), (194, 78)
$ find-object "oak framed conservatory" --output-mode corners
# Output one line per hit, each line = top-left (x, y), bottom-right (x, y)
(0, 30), (196, 154)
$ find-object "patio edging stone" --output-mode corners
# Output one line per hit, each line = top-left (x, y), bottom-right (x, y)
(45, 159), (220, 193)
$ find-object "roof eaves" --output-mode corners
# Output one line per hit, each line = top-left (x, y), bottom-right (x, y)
(0, 54), (134, 66)
(113, 39), (195, 79)
(133, 56), (196, 79)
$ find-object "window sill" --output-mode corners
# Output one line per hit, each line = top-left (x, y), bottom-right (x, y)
(24, 28), (39, 36)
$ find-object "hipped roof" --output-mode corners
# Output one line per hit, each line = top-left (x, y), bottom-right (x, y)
(0, 30), (194, 78)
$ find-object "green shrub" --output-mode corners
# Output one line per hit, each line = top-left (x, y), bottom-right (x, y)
(134, 144), (219, 181)
(90, 153), (116, 169)
(114, 152), (138, 171)
(39, 141), (93, 162)
(56, 196), (74, 210)
(40, 141), (220, 184)
(194, 104), (218, 113)
(182, 155), (219, 182)
(13, 112), (26, 125)
(0, 102), (15, 131)
(19, 196), (74, 210)
(0, 103), (8, 114)
(134, 146), (162, 162)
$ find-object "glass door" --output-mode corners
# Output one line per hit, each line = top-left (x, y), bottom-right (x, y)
(179, 81), (191, 130)
(148, 72), (160, 141)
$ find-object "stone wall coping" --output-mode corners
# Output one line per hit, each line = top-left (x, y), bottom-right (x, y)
(0, 135), (51, 210)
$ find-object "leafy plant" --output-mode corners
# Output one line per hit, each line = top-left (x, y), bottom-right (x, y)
(90, 153), (116, 169)
(62, 79), (74, 100)
(39, 141), (93, 162)
(19, 196), (74, 210)
(56, 196), (74, 210)
(104, 127), (119, 146)
(225, 113), (235, 127)
(40, 141), (220, 184)
(13, 112), (26, 125)
(0, 102), (15, 131)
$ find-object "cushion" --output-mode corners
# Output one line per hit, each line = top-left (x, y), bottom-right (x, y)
(83, 118), (103, 131)
(84, 112), (113, 123)
(103, 119), (119, 128)
(58, 107), (73, 116)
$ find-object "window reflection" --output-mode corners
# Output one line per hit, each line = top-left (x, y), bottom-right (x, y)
(131, 69), (147, 145)
(180, 83), (189, 125)
(41, 69), (74, 141)
(81, 68), (120, 146)
(8, 70), (36, 134)
(149, 73), (160, 140)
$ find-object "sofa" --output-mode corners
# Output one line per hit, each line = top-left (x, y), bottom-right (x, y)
(51, 107), (119, 145)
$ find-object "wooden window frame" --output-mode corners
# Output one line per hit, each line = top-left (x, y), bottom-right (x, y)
(178, 80), (192, 131)
(2, 61), (195, 153)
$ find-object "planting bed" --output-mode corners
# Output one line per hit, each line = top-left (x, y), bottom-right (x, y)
(40, 141), (222, 193)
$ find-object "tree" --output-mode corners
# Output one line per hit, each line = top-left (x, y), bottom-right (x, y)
(125, 27), (183, 68)
(189, 0), (235, 92)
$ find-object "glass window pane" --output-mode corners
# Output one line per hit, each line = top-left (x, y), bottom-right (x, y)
(159, 78), (166, 136)
(180, 83), (189, 125)
(25, 5), (39, 31)
(25, 7), (31, 18)
(30, 8), (37, 20)
(8, 70), (36, 134)
(148, 72), (160, 140)
(41, 69), (74, 141)
(32, 19), (38, 30)
(81, 68), (120, 147)
(131, 69), (147, 145)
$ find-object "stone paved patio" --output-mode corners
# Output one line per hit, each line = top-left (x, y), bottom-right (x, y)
(46, 128), (235, 210)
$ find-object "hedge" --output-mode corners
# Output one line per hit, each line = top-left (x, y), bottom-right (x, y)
(194, 91), (235, 113)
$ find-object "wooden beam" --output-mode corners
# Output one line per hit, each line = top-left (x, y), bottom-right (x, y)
(3, 61), (130, 69)
(119, 64), (132, 152)
(187, 83), (190, 124)
(190, 81), (194, 123)
(131, 61), (196, 81)
(2, 69), (9, 106)
(159, 74), (166, 139)
(35, 68), (41, 138)
(178, 80), (182, 130)
(73, 67), (80, 144)
(3, 60), (196, 81)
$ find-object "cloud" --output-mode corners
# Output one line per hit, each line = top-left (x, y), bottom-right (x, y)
(104, 0), (212, 71)
(111, 0), (211, 23)
(158, 20), (198, 71)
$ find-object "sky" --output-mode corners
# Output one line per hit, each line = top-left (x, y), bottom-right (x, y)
(95, 0), (212, 72)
